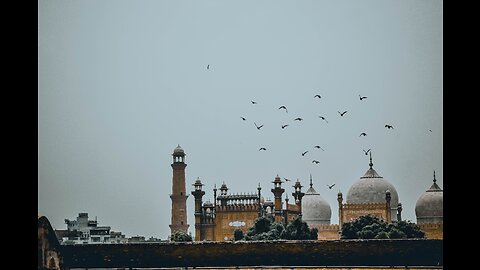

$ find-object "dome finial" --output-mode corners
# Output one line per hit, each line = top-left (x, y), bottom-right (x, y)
(369, 151), (373, 169)
(309, 174), (313, 188)
(433, 170), (436, 184)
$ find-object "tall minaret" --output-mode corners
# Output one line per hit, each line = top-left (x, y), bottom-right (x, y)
(170, 145), (189, 235)
(271, 175), (285, 223)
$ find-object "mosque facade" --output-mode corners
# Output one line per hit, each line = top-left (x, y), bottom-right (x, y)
(169, 146), (443, 241)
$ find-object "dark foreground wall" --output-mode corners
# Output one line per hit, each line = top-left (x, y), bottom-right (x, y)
(61, 239), (443, 269)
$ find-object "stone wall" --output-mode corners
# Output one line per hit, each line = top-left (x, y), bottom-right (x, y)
(342, 203), (388, 224)
(313, 224), (341, 240)
(214, 208), (259, 241)
(60, 239), (443, 269)
(418, 223), (443, 239)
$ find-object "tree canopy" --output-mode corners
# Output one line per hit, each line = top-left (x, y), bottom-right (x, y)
(340, 215), (425, 239)
(170, 231), (193, 242)
(241, 216), (318, 241)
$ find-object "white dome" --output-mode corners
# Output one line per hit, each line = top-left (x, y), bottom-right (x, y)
(346, 164), (399, 221)
(415, 177), (443, 224)
(302, 186), (331, 225)
(173, 144), (185, 156)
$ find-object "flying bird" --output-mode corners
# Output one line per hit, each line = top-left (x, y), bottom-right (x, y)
(254, 122), (264, 130)
(251, 100), (257, 104)
(363, 149), (371, 155)
(301, 151), (309, 156)
(207, 64), (210, 70)
(314, 94), (321, 99)
(281, 124), (289, 129)
(385, 124), (394, 129)
(359, 132), (367, 137)
(318, 116), (328, 123)
(327, 184), (336, 189)
(278, 106), (288, 113)
(314, 145), (325, 151)
(294, 117), (303, 121)
(359, 95), (367, 100)
(338, 111), (347, 116)
(284, 178), (291, 182)
(312, 160), (320, 164)
(240, 117), (246, 121)
(258, 147), (267, 151)
(429, 129), (432, 132)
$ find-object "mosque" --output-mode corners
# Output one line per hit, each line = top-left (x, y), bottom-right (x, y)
(169, 145), (443, 241)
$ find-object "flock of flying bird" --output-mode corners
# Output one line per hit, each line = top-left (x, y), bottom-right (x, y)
(205, 64), (430, 190)
(238, 92), (396, 190)
(240, 94), (395, 152)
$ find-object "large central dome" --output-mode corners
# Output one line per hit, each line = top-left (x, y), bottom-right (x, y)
(346, 157), (399, 221)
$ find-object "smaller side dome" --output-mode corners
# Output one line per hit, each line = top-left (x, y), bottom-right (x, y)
(173, 144), (185, 156)
(301, 176), (331, 225)
(415, 172), (443, 224)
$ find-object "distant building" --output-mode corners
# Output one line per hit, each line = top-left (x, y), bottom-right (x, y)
(59, 213), (125, 244)
(128, 235), (146, 243)
(108, 231), (128, 244)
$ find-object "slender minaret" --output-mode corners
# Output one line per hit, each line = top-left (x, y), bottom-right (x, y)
(292, 179), (305, 216)
(271, 175), (285, 223)
(170, 145), (189, 235)
(257, 183), (262, 217)
(191, 177), (205, 241)
(337, 191), (344, 229)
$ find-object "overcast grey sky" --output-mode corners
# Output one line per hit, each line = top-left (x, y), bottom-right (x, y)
(38, 0), (442, 239)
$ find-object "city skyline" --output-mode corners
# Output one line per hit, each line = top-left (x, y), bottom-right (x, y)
(38, 0), (443, 239)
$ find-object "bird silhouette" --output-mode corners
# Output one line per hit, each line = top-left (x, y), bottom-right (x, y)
(301, 151), (309, 156)
(359, 95), (367, 100)
(314, 145), (325, 151)
(327, 184), (335, 189)
(207, 64), (210, 70)
(312, 160), (320, 164)
(258, 147), (267, 151)
(254, 122), (264, 130)
(281, 124), (289, 129)
(363, 149), (371, 155)
(278, 106), (288, 113)
(385, 124), (394, 129)
(429, 129), (433, 132)
(251, 100), (257, 104)
(314, 94), (321, 99)
(359, 132), (367, 137)
(294, 117), (303, 121)
(240, 117), (246, 121)
(338, 111), (347, 116)
(318, 116), (328, 123)
(284, 178), (291, 182)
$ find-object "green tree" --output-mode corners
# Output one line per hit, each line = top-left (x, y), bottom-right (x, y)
(170, 231), (192, 242)
(243, 216), (317, 241)
(246, 216), (274, 237)
(340, 215), (425, 239)
(395, 220), (426, 238)
(233, 228), (244, 241)
(284, 217), (318, 240)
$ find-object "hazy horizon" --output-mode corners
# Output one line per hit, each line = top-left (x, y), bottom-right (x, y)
(38, 0), (442, 239)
